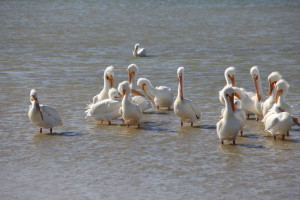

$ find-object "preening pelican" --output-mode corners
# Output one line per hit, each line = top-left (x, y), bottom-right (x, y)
(174, 67), (201, 127)
(219, 66), (236, 105)
(137, 78), (173, 109)
(262, 72), (282, 116)
(119, 81), (143, 128)
(250, 66), (265, 120)
(275, 79), (294, 115)
(217, 86), (240, 144)
(233, 87), (256, 118)
(127, 64), (153, 111)
(85, 88), (122, 125)
(91, 66), (114, 105)
(133, 43), (146, 57)
(28, 89), (63, 134)
(264, 105), (293, 140)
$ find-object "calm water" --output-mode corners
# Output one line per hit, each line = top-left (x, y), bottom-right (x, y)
(1, 0), (300, 199)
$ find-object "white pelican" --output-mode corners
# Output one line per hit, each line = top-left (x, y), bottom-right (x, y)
(219, 66), (236, 105)
(221, 99), (246, 137)
(119, 81), (143, 128)
(85, 88), (122, 125)
(174, 67), (201, 127)
(250, 66), (266, 120)
(127, 64), (153, 111)
(91, 66), (114, 105)
(28, 89), (63, 134)
(217, 86), (240, 144)
(264, 105), (293, 140)
(137, 78), (173, 110)
(275, 79), (294, 115)
(133, 43), (146, 57)
(262, 72), (282, 116)
(233, 87), (256, 118)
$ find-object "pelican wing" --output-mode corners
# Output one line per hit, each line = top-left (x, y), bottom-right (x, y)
(86, 100), (121, 120)
(188, 100), (202, 119)
(265, 115), (279, 131)
(40, 105), (63, 125)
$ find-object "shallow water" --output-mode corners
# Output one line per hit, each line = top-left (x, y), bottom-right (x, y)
(1, 0), (300, 199)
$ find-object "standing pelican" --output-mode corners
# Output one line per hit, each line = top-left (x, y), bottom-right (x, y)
(133, 43), (146, 57)
(275, 79), (294, 115)
(250, 66), (265, 120)
(119, 81), (143, 128)
(262, 72), (282, 116)
(137, 78), (173, 110)
(264, 105), (293, 140)
(219, 67), (236, 105)
(91, 66), (114, 105)
(217, 86), (240, 144)
(28, 89), (63, 134)
(174, 67), (201, 127)
(127, 64), (153, 111)
(85, 88), (122, 125)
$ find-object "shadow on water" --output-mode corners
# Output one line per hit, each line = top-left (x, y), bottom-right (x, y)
(242, 133), (260, 139)
(198, 124), (216, 129)
(140, 121), (170, 132)
(48, 132), (83, 136)
(237, 143), (265, 149)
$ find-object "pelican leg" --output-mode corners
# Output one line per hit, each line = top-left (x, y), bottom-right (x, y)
(138, 124), (140, 128)
(221, 141), (224, 145)
(100, 120), (104, 124)
(180, 122), (183, 127)
(233, 140), (236, 145)
(240, 130), (243, 137)
(39, 128), (42, 133)
(247, 114), (250, 119)
(157, 106), (160, 110)
(127, 124), (130, 128)
(50, 128), (52, 134)
(286, 131), (289, 136)
(273, 135), (276, 140)
(108, 121), (112, 125)
(191, 122), (193, 127)
(168, 106), (171, 110)
(282, 135), (285, 140)
(256, 116), (259, 122)
(122, 119), (125, 124)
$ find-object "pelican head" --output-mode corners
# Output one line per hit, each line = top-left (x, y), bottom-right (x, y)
(234, 99), (242, 109)
(127, 64), (138, 84)
(223, 86), (236, 112)
(250, 66), (260, 79)
(30, 89), (38, 101)
(137, 78), (155, 104)
(268, 72), (281, 96)
(118, 81), (131, 97)
(275, 79), (289, 103)
(29, 89), (44, 121)
(108, 88), (122, 100)
(224, 66), (236, 86)
(104, 66), (114, 88)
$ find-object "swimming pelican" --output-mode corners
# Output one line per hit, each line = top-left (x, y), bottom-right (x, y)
(85, 88), (122, 125)
(217, 86), (240, 144)
(28, 89), (63, 134)
(261, 72), (282, 116)
(133, 43), (146, 57)
(219, 66), (236, 105)
(119, 81), (143, 128)
(174, 67), (201, 127)
(91, 66), (114, 105)
(127, 64), (153, 111)
(250, 66), (265, 120)
(137, 78), (173, 110)
(264, 105), (293, 140)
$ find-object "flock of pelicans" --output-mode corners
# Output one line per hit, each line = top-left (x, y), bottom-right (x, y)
(28, 44), (300, 144)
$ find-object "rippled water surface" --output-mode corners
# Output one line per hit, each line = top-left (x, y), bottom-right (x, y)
(1, 0), (300, 199)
